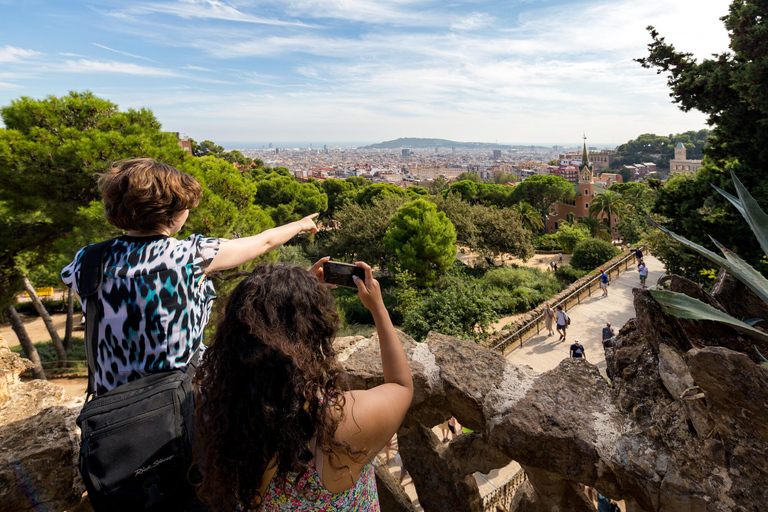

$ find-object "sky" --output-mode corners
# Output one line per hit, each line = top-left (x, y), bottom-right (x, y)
(0, 0), (732, 147)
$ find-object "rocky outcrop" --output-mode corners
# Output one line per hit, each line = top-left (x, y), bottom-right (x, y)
(0, 335), (86, 512)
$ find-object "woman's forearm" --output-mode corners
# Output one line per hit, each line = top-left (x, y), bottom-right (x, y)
(372, 306), (413, 391)
(206, 220), (304, 272)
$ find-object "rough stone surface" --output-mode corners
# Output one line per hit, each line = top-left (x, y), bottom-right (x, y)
(373, 462), (416, 512)
(711, 269), (768, 326)
(0, 343), (85, 512)
(657, 343), (712, 437)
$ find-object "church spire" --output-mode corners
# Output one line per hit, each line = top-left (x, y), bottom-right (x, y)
(581, 132), (589, 167)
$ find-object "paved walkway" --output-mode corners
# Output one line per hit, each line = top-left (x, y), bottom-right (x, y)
(506, 256), (665, 376)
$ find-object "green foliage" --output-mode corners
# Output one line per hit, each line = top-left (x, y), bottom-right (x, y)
(589, 191), (626, 228)
(512, 175), (574, 232)
(181, 156), (274, 238)
(445, 180), (479, 203)
(555, 264), (587, 285)
(533, 234), (561, 251)
(13, 297), (81, 316)
(11, 337), (87, 369)
(430, 176), (450, 194)
(555, 223), (589, 253)
(321, 178), (357, 219)
(480, 266), (561, 315)
(406, 186), (429, 198)
(354, 183), (407, 206)
(327, 195), (407, 265)
(253, 173), (328, 225)
(611, 131), (710, 170)
(431, 192), (478, 248)
(638, 5), (768, 268)
(396, 272), (496, 342)
(472, 206), (534, 264)
(577, 216), (611, 241)
(0, 91), (188, 305)
(570, 238), (621, 271)
(512, 202), (544, 233)
(477, 184), (516, 208)
(384, 199), (457, 285)
(457, 172), (482, 183)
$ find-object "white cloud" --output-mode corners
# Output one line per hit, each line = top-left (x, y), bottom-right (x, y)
(0, 46), (40, 63)
(0, 81), (20, 90)
(114, 0), (313, 27)
(59, 59), (181, 77)
(92, 43), (158, 63)
(451, 12), (493, 31)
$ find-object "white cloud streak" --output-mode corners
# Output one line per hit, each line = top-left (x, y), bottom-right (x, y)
(0, 45), (40, 63)
(92, 43), (158, 62)
(114, 0), (314, 27)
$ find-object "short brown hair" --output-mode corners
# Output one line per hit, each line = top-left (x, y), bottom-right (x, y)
(99, 158), (202, 232)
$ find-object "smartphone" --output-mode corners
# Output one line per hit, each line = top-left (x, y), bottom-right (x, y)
(323, 261), (366, 289)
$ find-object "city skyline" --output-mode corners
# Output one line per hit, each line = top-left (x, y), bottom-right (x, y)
(1, 0), (731, 144)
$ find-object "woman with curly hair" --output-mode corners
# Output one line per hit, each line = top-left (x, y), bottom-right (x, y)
(194, 261), (413, 511)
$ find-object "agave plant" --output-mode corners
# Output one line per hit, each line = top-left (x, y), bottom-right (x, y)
(647, 171), (768, 364)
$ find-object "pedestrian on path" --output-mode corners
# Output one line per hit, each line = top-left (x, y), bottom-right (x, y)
(558, 252), (563, 263)
(544, 302), (555, 336)
(599, 269), (609, 297)
(602, 322), (615, 345)
(633, 247), (643, 263)
(638, 261), (648, 288)
(555, 305), (569, 341)
(570, 340), (586, 359)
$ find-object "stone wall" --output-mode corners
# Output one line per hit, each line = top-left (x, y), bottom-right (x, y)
(2, 269), (766, 512)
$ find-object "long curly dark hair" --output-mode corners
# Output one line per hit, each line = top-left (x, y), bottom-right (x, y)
(194, 263), (357, 511)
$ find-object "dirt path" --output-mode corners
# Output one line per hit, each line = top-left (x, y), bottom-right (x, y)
(0, 312), (76, 347)
(457, 247), (571, 271)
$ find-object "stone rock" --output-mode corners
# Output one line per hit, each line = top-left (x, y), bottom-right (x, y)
(521, 466), (597, 512)
(657, 343), (712, 437)
(373, 461), (416, 512)
(711, 269), (768, 326)
(0, 343), (85, 512)
(660, 274), (727, 313)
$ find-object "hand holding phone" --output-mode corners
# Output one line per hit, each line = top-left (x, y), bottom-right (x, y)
(322, 261), (366, 289)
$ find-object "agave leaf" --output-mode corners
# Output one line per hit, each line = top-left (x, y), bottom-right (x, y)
(649, 288), (768, 344)
(646, 216), (768, 305)
(712, 171), (768, 257)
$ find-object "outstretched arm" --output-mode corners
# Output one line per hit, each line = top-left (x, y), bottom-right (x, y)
(205, 214), (318, 273)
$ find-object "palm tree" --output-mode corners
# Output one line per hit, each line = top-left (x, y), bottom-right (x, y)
(589, 191), (626, 231)
(578, 216), (611, 241)
(512, 202), (544, 233)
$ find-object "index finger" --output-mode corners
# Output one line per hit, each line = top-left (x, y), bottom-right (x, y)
(307, 213), (319, 220)
(355, 261), (373, 284)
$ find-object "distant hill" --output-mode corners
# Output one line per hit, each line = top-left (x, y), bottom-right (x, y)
(361, 138), (534, 150)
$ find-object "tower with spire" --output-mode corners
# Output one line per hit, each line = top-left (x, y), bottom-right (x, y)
(579, 133), (594, 185)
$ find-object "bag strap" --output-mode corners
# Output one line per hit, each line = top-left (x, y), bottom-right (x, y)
(77, 239), (115, 397)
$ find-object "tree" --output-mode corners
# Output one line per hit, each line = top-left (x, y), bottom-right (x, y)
(253, 174), (328, 225)
(637, 4), (768, 266)
(430, 176), (450, 194)
(329, 195), (407, 265)
(588, 191), (626, 232)
(321, 178), (356, 219)
(477, 184), (516, 208)
(512, 202), (544, 233)
(472, 206), (534, 265)
(512, 175), (574, 233)
(445, 180), (479, 204)
(384, 199), (457, 286)
(431, 192), (478, 248)
(191, 139), (225, 157)
(354, 183), (407, 206)
(555, 223), (589, 253)
(578, 216), (611, 241)
(457, 171), (482, 183)
(0, 92), (188, 376)
(570, 238), (621, 271)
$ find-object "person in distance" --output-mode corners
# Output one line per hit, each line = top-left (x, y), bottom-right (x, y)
(194, 262), (413, 511)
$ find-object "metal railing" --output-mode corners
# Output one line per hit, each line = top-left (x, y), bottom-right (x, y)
(491, 247), (644, 354)
(482, 468), (527, 511)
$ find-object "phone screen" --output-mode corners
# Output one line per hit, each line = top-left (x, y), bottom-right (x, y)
(323, 262), (366, 289)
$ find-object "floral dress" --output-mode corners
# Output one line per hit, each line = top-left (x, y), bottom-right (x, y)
(261, 459), (379, 511)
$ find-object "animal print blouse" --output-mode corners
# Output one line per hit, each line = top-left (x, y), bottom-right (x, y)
(61, 234), (220, 395)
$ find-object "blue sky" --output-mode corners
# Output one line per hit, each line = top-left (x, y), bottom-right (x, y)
(0, 0), (731, 147)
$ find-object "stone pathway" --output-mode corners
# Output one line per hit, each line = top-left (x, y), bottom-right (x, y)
(505, 255), (665, 376)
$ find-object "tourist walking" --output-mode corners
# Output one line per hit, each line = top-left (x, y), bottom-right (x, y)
(544, 302), (555, 336)
(448, 416), (458, 440)
(602, 322), (615, 345)
(570, 340), (586, 359)
(633, 247), (643, 263)
(638, 261), (648, 288)
(555, 305), (569, 341)
(599, 269), (609, 297)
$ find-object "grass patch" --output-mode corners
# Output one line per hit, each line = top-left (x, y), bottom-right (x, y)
(11, 337), (88, 373)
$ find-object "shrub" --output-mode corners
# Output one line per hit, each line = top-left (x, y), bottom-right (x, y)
(533, 234), (561, 251)
(13, 298), (81, 316)
(555, 265), (587, 284)
(570, 238), (621, 271)
(480, 267), (562, 315)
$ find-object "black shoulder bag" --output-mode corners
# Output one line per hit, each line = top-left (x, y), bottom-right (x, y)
(76, 240), (201, 512)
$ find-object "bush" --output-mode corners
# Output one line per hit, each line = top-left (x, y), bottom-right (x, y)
(570, 238), (621, 271)
(480, 266), (562, 315)
(11, 337), (87, 369)
(532, 234), (561, 251)
(555, 265), (587, 284)
(13, 298), (81, 316)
